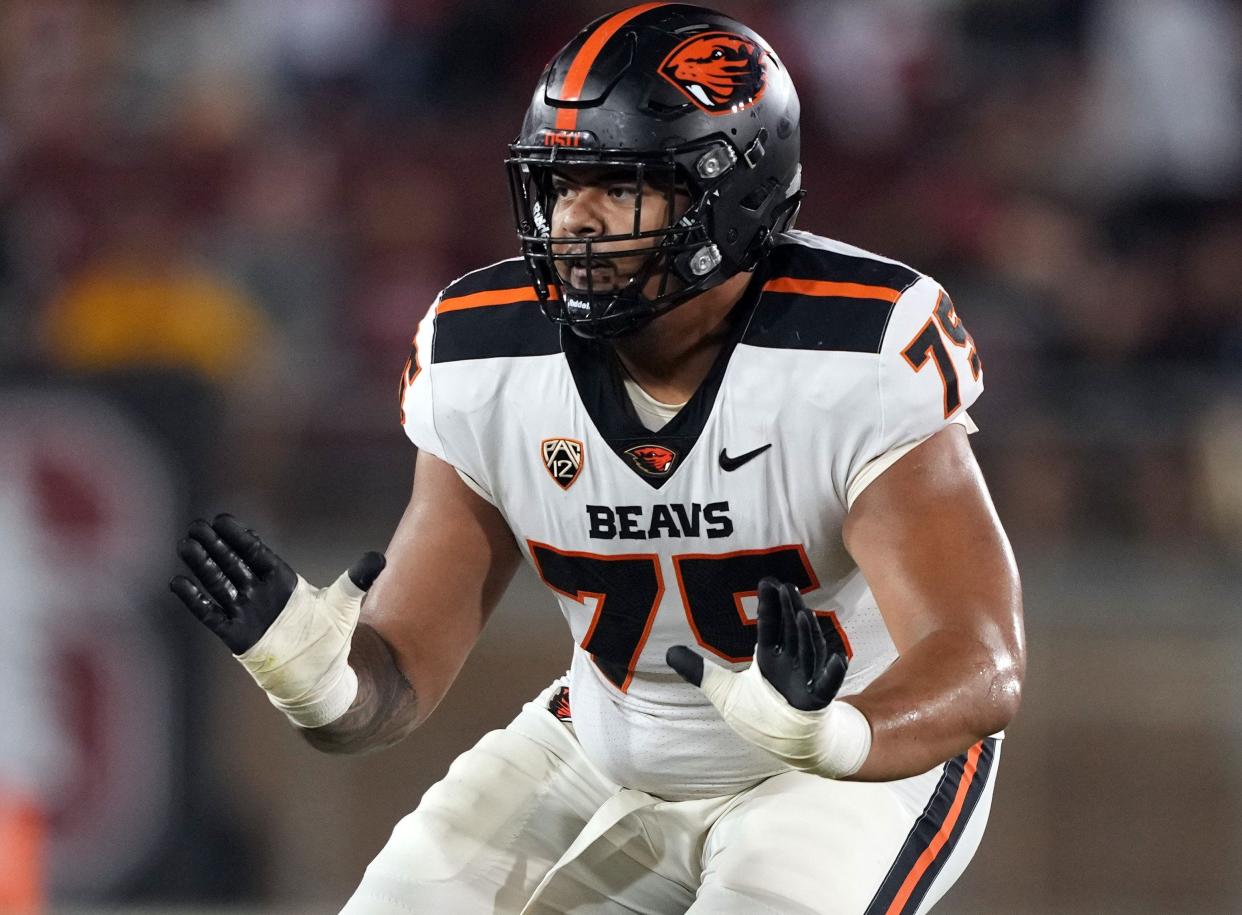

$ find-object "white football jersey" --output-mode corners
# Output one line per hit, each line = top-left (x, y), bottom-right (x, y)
(400, 231), (985, 800)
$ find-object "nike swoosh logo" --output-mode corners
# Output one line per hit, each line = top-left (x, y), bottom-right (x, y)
(719, 443), (772, 472)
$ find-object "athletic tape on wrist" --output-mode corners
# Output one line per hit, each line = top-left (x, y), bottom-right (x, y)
(267, 663), (359, 729)
(235, 571), (364, 729)
(700, 660), (872, 778)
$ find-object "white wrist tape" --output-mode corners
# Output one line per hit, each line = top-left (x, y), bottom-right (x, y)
(699, 659), (872, 778)
(235, 571), (364, 728)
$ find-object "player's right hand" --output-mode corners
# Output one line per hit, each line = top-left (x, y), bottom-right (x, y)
(170, 514), (386, 728)
(170, 514), (301, 654)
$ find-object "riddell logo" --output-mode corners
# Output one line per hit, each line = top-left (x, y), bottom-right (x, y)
(659, 31), (768, 114)
(625, 444), (678, 476)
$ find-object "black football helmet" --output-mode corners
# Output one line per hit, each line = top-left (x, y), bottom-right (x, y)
(506, 3), (803, 339)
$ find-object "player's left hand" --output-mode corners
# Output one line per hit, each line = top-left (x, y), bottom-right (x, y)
(668, 577), (847, 710)
(667, 578), (871, 779)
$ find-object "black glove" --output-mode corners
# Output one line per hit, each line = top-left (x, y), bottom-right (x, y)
(668, 577), (846, 711)
(169, 513), (384, 654)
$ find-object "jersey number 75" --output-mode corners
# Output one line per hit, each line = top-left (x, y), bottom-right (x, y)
(901, 290), (982, 419)
(529, 542), (852, 692)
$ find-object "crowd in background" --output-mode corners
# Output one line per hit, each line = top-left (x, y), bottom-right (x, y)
(1, 0), (1240, 908)
(3, 0), (1241, 546)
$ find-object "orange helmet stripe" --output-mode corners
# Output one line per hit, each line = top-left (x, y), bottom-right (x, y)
(554, 3), (669, 131)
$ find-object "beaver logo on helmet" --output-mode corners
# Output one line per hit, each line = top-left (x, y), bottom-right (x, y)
(625, 444), (678, 476)
(659, 31), (767, 114)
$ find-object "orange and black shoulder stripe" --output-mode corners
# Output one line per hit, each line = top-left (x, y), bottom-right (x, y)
(864, 738), (998, 915)
(430, 260), (560, 364)
(743, 242), (921, 353)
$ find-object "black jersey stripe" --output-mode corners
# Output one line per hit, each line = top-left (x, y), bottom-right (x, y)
(864, 738), (998, 915)
(431, 298), (560, 363)
(742, 290), (896, 353)
(428, 259), (560, 363)
(744, 241), (922, 352)
(768, 242), (920, 293)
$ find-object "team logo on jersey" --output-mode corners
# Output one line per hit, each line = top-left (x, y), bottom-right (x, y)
(625, 444), (678, 476)
(659, 31), (767, 114)
(542, 437), (584, 490)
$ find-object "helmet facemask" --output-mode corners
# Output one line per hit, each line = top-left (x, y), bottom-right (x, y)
(506, 147), (724, 339)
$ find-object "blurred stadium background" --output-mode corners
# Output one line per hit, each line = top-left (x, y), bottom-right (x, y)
(1, 0), (1240, 912)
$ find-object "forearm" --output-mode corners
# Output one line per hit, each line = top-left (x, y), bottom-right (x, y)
(843, 629), (1021, 781)
(300, 622), (420, 755)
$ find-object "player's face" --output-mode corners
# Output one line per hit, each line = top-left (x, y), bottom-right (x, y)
(548, 166), (689, 295)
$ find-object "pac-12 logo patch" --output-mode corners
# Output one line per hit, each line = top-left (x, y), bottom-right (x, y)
(625, 444), (678, 476)
(659, 31), (767, 114)
(542, 437), (584, 490)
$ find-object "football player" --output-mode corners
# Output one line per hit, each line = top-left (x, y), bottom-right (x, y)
(171, 5), (1025, 913)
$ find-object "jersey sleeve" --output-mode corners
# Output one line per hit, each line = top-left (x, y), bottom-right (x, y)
(839, 275), (984, 504)
(398, 296), (497, 503)
(399, 295), (447, 460)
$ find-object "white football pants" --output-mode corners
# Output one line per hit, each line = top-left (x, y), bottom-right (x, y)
(341, 681), (999, 914)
